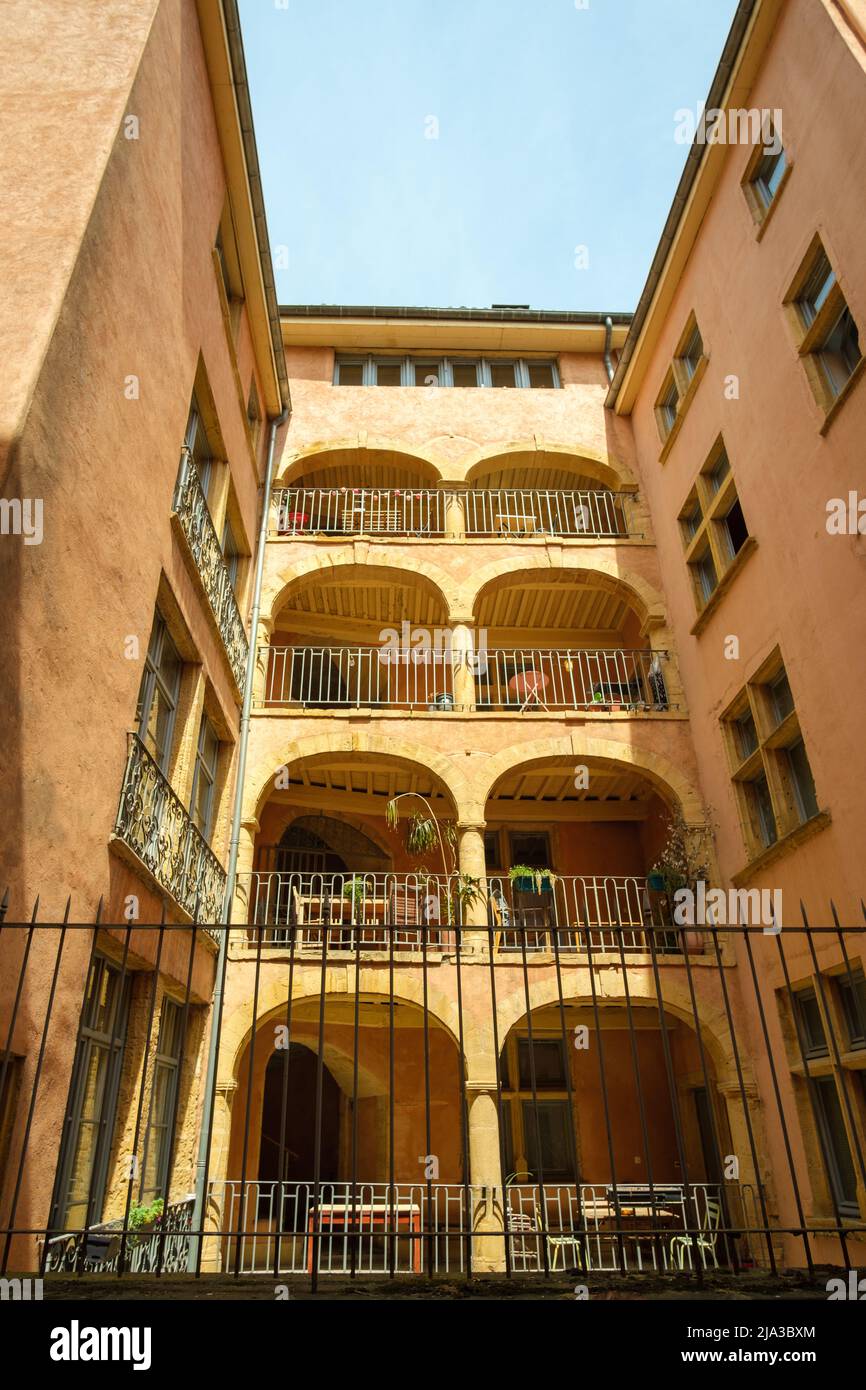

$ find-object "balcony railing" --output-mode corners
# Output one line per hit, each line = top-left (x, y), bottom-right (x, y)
(260, 646), (669, 712)
(114, 733), (227, 926)
(42, 1195), (195, 1275)
(242, 871), (687, 955)
(173, 448), (248, 693)
(213, 1179), (740, 1275)
(271, 487), (634, 539)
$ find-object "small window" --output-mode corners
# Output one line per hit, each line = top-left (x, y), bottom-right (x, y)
(794, 988), (827, 1056)
(797, 250), (836, 328)
(722, 497), (749, 558)
(137, 612), (182, 773)
(734, 710), (758, 762)
(490, 362), (518, 388)
(691, 545), (718, 604)
(527, 362), (556, 388)
(838, 970), (866, 1049)
(190, 715), (220, 842)
(770, 669), (795, 725)
(451, 360), (480, 388)
(373, 360), (402, 386)
(753, 146), (786, 208)
(335, 360), (364, 385)
(748, 774), (777, 848)
(680, 323), (704, 381)
(785, 737), (819, 822)
(222, 518), (240, 592)
(413, 362), (441, 386)
(657, 377), (680, 437)
(517, 1038), (567, 1091)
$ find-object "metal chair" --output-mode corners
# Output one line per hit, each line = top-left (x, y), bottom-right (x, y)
(505, 1174), (583, 1271)
(669, 1196), (722, 1270)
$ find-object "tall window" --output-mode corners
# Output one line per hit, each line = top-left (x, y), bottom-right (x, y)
(184, 395), (214, 501)
(500, 1035), (574, 1182)
(679, 440), (751, 617)
(190, 714), (220, 843)
(51, 957), (130, 1230)
(785, 237), (862, 413)
(722, 653), (820, 863)
(140, 998), (185, 1202)
(788, 987), (859, 1217)
(654, 312), (706, 448)
(221, 517), (240, 592)
(136, 612), (182, 773)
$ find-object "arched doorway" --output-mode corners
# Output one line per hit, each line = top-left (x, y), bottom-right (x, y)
(259, 1044), (341, 1183)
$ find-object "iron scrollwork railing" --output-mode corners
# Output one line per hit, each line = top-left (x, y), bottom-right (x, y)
(114, 733), (226, 927)
(173, 447), (248, 694)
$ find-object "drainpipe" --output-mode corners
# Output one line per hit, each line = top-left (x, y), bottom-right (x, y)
(603, 315), (615, 384)
(188, 404), (289, 1272)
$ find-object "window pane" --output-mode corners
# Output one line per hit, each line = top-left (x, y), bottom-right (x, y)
(680, 325), (703, 377)
(527, 363), (555, 388)
(795, 989), (827, 1056)
(413, 362), (441, 386)
(694, 549), (717, 602)
(522, 1101), (574, 1181)
(337, 362), (363, 385)
(723, 497), (749, 558)
(798, 250), (835, 325)
(786, 738), (818, 821)
(451, 361), (479, 387)
(838, 971), (866, 1047)
(770, 670), (794, 724)
(490, 362), (517, 388)
(708, 451), (730, 492)
(750, 775), (777, 847)
(734, 710), (758, 761)
(518, 1039), (567, 1090)
(754, 147), (786, 205)
(819, 306), (861, 396)
(813, 1076), (858, 1211)
(374, 361), (401, 386)
(508, 832), (551, 869)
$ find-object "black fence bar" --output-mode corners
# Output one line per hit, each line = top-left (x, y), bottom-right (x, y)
(1, 899), (865, 1288)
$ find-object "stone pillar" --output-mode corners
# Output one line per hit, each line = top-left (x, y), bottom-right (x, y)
(231, 818), (259, 930)
(450, 618), (477, 710)
(467, 1084), (507, 1272)
(443, 486), (466, 539)
(457, 821), (488, 928)
(252, 615), (275, 706)
(200, 1077), (237, 1272)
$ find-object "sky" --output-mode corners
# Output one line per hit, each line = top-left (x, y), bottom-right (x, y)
(238, 0), (739, 313)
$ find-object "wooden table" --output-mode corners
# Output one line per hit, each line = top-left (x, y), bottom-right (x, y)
(306, 1201), (422, 1272)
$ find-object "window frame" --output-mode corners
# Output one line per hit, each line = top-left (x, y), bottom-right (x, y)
(784, 235), (863, 418)
(333, 354), (561, 389)
(679, 438), (751, 617)
(190, 712), (220, 844)
(137, 611), (182, 775)
(140, 997), (185, 1203)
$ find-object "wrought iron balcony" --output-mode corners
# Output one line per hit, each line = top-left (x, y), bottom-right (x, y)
(271, 486), (634, 539)
(241, 871), (687, 956)
(114, 733), (226, 926)
(173, 448), (248, 694)
(260, 645), (669, 712)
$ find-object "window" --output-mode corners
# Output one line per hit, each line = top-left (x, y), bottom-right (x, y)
(679, 440), (751, 616)
(812, 1075), (859, 1215)
(785, 238), (863, 414)
(214, 205), (244, 341)
(247, 380), (261, 453)
(793, 988), (828, 1058)
(838, 970), (866, 1049)
(333, 354), (560, 388)
(679, 323), (704, 382)
(742, 129), (789, 226)
(655, 372), (680, 440)
(522, 1101), (574, 1182)
(190, 714), (220, 843)
(722, 653), (822, 863)
(141, 999), (185, 1202)
(221, 517), (240, 592)
(51, 956), (130, 1230)
(184, 396), (214, 501)
(137, 612), (182, 773)
(484, 829), (503, 871)
(517, 1038), (567, 1090)
(508, 832), (552, 870)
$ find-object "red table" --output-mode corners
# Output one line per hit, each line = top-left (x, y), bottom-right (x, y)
(306, 1201), (422, 1272)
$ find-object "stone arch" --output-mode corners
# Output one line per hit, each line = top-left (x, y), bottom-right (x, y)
(276, 436), (444, 487)
(467, 553), (666, 632)
(474, 733), (705, 824)
(462, 440), (637, 492)
(262, 547), (462, 629)
(246, 729), (476, 825)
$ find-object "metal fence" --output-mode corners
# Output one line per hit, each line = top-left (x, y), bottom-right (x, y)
(270, 487), (635, 539)
(260, 646), (669, 712)
(1, 894), (865, 1293)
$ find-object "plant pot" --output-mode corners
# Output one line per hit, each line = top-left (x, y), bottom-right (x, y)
(647, 872), (666, 892)
(513, 876), (535, 893)
(85, 1233), (119, 1263)
(428, 692), (455, 712)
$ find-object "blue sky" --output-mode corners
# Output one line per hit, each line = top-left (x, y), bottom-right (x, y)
(238, 0), (738, 312)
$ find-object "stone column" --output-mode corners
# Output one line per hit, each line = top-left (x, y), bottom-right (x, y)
(252, 615), (275, 706)
(450, 617), (477, 711)
(467, 1084), (507, 1272)
(200, 1077), (237, 1272)
(442, 485), (466, 539)
(231, 818), (259, 930)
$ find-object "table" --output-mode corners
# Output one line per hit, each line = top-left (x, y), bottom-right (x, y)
(508, 669), (550, 709)
(306, 1201), (422, 1272)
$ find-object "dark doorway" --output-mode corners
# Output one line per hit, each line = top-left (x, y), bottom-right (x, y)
(259, 1044), (341, 1182)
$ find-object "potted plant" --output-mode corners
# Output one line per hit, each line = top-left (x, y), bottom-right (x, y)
(126, 1197), (164, 1248)
(647, 811), (715, 951)
(509, 865), (558, 894)
(342, 875), (367, 920)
